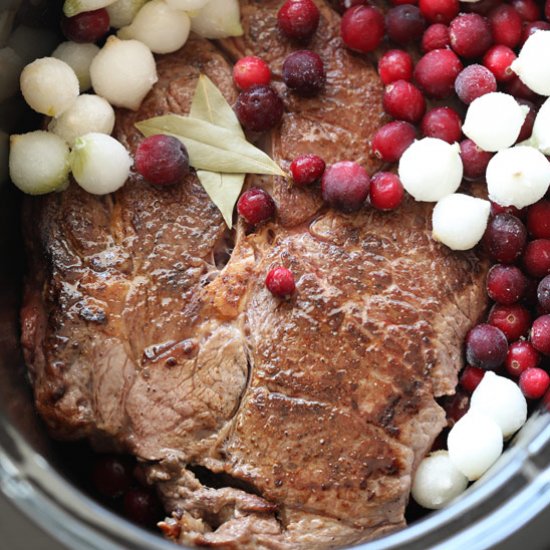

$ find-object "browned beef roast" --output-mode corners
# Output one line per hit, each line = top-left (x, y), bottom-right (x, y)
(20, 2), (488, 548)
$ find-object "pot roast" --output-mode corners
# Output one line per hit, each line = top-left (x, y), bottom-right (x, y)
(20, 1), (488, 548)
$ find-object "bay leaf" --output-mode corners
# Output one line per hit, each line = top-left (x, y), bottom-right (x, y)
(196, 170), (244, 228)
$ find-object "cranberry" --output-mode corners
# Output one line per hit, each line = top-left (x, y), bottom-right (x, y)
(522, 21), (550, 45)
(460, 365), (486, 393)
(488, 4), (523, 48)
(370, 120), (417, 162)
(517, 99), (536, 143)
(420, 106), (462, 143)
(237, 188), (276, 225)
(490, 202), (525, 219)
(486, 264), (527, 305)
(277, 0), (320, 41)
(123, 488), (162, 527)
(546, 0), (550, 20)
(482, 45), (517, 82)
(369, 172), (405, 210)
(537, 275), (550, 312)
(322, 161), (370, 212)
(524, 240), (550, 278)
(449, 13), (493, 58)
(506, 340), (540, 377)
(91, 455), (133, 499)
(463, 0), (501, 16)
(460, 139), (493, 180)
(385, 5), (426, 45)
(511, 0), (541, 21)
(413, 48), (463, 99)
(378, 49), (414, 85)
(290, 154), (325, 186)
(421, 23), (450, 51)
(265, 266), (296, 298)
(282, 50), (325, 96)
(235, 85), (284, 132)
(527, 201), (550, 239)
(135, 135), (189, 186)
(488, 303), (531, 341)
(341, 5), (385, 53)
(233, 56), (271, 90)
(383, 80), (426, 123)
(504, 75), (541, 101)
(466, 323), (508, 370)
(419, 0), (459, 24)
(530, 314), (550, 354)
(484, 213), (527, 264)
(454, 64), (496, 105)
(329, 0), (366, 13)
(61, 9), (110, 43)
(520, 367), (550, 399)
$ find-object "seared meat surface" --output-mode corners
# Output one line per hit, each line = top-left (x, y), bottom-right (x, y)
(21, 2), (488, 548)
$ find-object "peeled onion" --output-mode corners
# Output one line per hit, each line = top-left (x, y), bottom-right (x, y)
(531, 97), (550, 155)
(63, 0), (117, 17)
(166, 0), (210, 9)
(511, 30), (550, 96)
(107, 0), (148, 28)
(190, 0), (244, 39)
(52, 41), (99, 92)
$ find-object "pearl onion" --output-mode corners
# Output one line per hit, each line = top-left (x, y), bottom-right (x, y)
(52, 41), (99, 92)
(531, 97), (550, 155)
(487, 145), (550, 208)
(9, 131), (70, 195)
(63, 0), (117, 17)
(107, 0), (148, 28)
(20, 57), (79, 117)
(398, 138), (463, 202)
(191, 0), (244, 39)
(432, 193), (491, 251)
(70, 133), (132, 195)
(412, 451), (469, 510)
(511, 30), (550, 96)
(462, 92), (528, 152)
(90, 36), (157, 111)
(165, 0), (210, 9)
(448, 410), (503, 481)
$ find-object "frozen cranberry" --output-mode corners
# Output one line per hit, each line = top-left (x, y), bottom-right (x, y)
(290, 154), (325, 186)
(237, 188), (276, 225)
(524, 239), (550, 278)
(383, 80), (426, 123)
(419, 0), (459, 24)
(454, 64), (496, 105)
(449, 13), (493, 58)
(385, 5), (426, 44)
(463, 0), (500, 15)
(413, 48), (463, 99)
(511, 0), (541, 21)
(265, 266), (296, 298)
(546, 0), (550, 20)
(378, 49), (414, 85)
(488, 303), (531, 341)
(235, 85), (284, 132)
(537, 275), (550, 312)
(527, 201), (550, 239)
(91, 455), (133, 499)
(123, 488), (162, 527)
(135, 135), (189, 186)
(484, 213), (527, 264)
(466, 323), (508, 370)
(233, 56), (271, 90)
(482, 45), (517, 83)
(341, 5), (385, 53)
(486, 264), (527, 305)
(61, 9), (110, 43)
(329, 0), (366, 13)
(522, 20), (550, 45)
(506, 340), (540, 377)
(520, 367), (550, 399)
(420, 106), (461, 143)
(370, 120), (417, 162)
(460, 365), (486, 393)
(531, 314), (550, 354)
(504, 75), (541, 101)
(460, 139), (493, 180)
(277, 0), (320, 41)
(517, 99), (536, 143)
(488, 4), (523, 48)
(322, 161), (370, 212)
(369, 172), (404, 210)
(421, 23), (450, 51)
(282, 50), (325, 96)
(490, 202), (525, 219)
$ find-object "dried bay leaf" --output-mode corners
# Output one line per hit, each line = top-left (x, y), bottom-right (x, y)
(196, 170), (244, 228)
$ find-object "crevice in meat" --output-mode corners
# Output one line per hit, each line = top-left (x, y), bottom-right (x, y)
(187, 464), (264, 500)
(213, 228), (236, 272)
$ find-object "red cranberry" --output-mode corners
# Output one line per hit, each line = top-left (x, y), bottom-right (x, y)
(449, 13), (493, 58)
(419, 0), (459, 24)
(522, 21), (550, 45)
(123, 488), (162, 527)
(91, 455), (133, 499)
(233, 56), (271, 90)
(460, 365), (486, 393)
(61, 9), (110, 43)
(329, 0), (366, 13)
(454, 64), (496, 105)
(463, 0), (501, 16)
(421, 23), (450, 51)
(370, 120), (417, 162)
(527, 200), (550, 239)
(520, 367), (550, 399)
(488, 4), (523, 48)
(378, 49), (414, 85)
(530, 314), (550, 354)
(383, 80), (426, 123)
(420, 106), (462, 143)
(490, 202), (525, 219)
(537, 275), (550, 312)
(282, 50), (325, 96)
(322, 161), (370, 212)
(369, 172), (405, 210)
(265, 266), (296, 298)
(277, 0), (320, 41)
(524, 239), (550, 278)
(486, 264), (527, 305)
(135, 135), (189, 186)
(517, 99), (536, 143)
(413, 48), (463, 99)
(511, 0), (541, 21)
(546, 0), (550, 20)
(385, 5), (427, 45)
(237, 188), (276, 225)
(341, 5), (385, 53)
(290, 154), (325, 186)
(235, 85), (284, 132)
(483, 45), (517, 82)
(465, 323), (508, 370)
(484, 213), (527, 264)
(504, 75), (541, 101)
(460, 139), (493, 180)
(506, 340), (540, 377)
(488, 303), (531, 341)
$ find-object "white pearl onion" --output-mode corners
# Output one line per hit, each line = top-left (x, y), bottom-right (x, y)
(191, 0), (244, 39)
(165, 0), (211, 10)
(531, 97), (550, 155)
(63, 0), (117, 17)
(52, 41), (99, 92)
(511, 30), (550, 96)
(107, 0), (148, 28)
